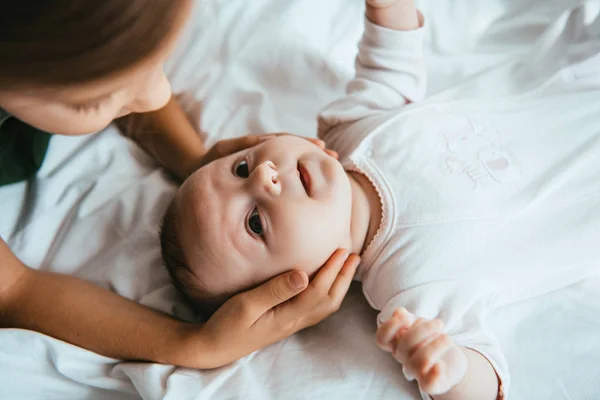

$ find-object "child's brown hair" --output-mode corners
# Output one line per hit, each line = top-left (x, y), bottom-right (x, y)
(0, 0), (188, 88)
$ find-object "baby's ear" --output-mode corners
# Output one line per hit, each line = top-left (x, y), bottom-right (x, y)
(193, 293), (231, 321)
(193, 307), (214, 323)
(192, 301), (217, 322)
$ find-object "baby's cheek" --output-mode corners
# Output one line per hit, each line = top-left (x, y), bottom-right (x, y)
(300, 228), (343, 273)
(283, 200), (349, 273)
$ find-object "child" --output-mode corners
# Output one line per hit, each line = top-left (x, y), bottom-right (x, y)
(160, 0), (600, 398)
(0, 0), (359, 371)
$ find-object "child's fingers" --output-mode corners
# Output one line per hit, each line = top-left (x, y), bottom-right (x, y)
(408, 333), (452, 376)
(304, 137), (326, 149)
(308, 249), (351, 292)
(233, 269), (309, 321)
(325, 149), (339, 159)
(328, 254), (360, 298)
(210, 135), (271, 161)
(282, 250), (358, 327)
(396, 318), (444, 358)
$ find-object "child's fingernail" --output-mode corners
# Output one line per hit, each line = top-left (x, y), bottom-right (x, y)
(290, 272), (306, 289)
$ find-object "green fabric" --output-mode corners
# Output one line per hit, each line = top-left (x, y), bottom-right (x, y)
(0, 108), (52, 186)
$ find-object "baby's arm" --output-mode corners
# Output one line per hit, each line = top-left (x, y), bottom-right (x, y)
(318, 0), (425, 140)
(377, 308), (501, 400)
(366, 0), (420, 30)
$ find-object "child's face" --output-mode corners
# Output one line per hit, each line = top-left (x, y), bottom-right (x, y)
(177, 135), (353, 299)
(0, 1), (191, 136)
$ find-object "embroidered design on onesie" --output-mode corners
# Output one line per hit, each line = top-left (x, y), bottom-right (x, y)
(440, 114), (521, 188)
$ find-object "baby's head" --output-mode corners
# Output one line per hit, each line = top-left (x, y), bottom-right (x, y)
(160, 135), (354, 315)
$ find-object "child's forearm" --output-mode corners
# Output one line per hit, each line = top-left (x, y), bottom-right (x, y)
(116, 96), (206, 180)
(434, 347), (500, 400)
(366, 0), (420, 31)
(1, 239), (361, 370)
(0, 240), (202, 367)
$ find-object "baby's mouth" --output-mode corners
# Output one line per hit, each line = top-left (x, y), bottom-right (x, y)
(297, 162), (311, 196)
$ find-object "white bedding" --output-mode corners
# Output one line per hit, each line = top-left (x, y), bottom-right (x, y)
(2, 0), (600, 399)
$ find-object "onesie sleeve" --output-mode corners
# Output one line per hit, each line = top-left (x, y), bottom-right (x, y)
(377, 282), (509, 400)
(318, 14), (427, 141)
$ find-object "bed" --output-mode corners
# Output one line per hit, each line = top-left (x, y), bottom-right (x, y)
(1, 0), (600, 399)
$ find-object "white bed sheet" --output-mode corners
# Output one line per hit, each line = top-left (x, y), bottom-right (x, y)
(2, 0), (600, 399)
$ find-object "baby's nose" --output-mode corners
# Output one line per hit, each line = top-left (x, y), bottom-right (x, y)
(253, 161), (281, 196)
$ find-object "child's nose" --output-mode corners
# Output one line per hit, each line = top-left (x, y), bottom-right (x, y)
(252, 161), (281, 197)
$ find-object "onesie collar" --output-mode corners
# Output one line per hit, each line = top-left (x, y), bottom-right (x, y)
(343, 150), (395, 282)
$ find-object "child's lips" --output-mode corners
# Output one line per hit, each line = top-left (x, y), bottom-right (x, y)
(297, 162), (311, 196)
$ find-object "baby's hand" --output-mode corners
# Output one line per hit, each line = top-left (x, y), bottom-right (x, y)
(376, 308), (468, 395)
(366, 0), (405, 8)
(365, 0), (419, 31)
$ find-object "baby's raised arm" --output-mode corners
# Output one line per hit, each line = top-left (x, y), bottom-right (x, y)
(318, 0), (426, 142)
(366, 0), (420, 30)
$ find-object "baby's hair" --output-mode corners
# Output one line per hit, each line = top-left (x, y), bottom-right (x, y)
(159, 200), (194, 304)
(159, 199), (231, 319)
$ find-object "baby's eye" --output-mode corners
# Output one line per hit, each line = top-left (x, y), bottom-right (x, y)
(234, 159), (250, 178)
(247, 208), (263, 236)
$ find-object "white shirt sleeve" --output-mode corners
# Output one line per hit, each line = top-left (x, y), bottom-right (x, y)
(376, 281), (509, 400)
(318, 16), (427, 141)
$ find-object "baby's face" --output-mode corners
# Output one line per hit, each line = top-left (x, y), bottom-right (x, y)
(177, 135), (353, 299)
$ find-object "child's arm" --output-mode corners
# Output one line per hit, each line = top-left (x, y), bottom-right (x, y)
(318, 0), (426, 141)
(0, 239), (359, 368)
(377, 308), (502, 400)
(115, 96), (206, 180)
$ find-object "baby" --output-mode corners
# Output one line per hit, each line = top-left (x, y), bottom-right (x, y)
(160, 0), (600, 399)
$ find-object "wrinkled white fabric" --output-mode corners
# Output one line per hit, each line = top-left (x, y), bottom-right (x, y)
(319, 16), (600, 399)
(2, 1), (600, 399)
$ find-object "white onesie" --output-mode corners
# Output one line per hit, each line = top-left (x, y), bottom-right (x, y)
(318, 17), (600, 400)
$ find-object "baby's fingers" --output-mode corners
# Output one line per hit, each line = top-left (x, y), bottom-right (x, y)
(376, 313), (404, 352)
(376, 308), (414, 352)
(395, 318), (444, 360)
(419, 363), (445, 395)
(408, 333), (451, 377)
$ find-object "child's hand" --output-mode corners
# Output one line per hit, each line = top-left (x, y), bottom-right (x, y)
(194, 249), (359, 369)
(376, 308), (468, 395)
